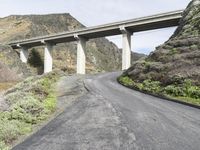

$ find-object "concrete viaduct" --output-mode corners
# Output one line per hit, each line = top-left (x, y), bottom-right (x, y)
(9, 10), (183, 74)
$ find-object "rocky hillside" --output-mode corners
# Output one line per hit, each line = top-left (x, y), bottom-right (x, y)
(120, 0), (200, 105)
(124, 0), (200, 85)
(0, 45), (32, 82)
(0, 13), (144, 75)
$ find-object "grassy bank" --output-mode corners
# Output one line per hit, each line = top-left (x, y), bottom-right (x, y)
(118, 76), (200, 106)
(0, 72), (61, 150)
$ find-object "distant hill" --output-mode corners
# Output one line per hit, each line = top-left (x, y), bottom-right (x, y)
(0, 13), (144, 75)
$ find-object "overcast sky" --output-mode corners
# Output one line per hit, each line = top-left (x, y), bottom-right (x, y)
(0, 0), (191, 54)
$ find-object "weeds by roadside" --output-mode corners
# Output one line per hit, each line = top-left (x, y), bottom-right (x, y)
(118, 76), (200, 106)
(0, 71), (62, 149)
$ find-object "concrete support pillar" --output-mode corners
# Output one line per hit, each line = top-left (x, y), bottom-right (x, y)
(74, 34), (87, 74)
(20, 47), (29, 63)
(120, 26), (132, 70)
(44, 43), (53, 73)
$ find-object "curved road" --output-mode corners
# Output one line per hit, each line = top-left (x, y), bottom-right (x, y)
(13, 72), (200, 150)
(86, 72), (200, 150)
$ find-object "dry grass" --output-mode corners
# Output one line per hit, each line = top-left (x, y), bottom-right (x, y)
(0, 62), (21, 82)
(0, 82), (17, 91)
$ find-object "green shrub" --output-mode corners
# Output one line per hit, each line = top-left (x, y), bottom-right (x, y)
(190, 44), (198, 49)
(9, 96), (46, 124)
(0, 117), (32, 145)
(169, 48), (178, 55)
(144, 61), (151, 70)
(183, 79), (192, 89)
(118, 76), (134, 86)
(187, 87), (200, 99)
(164, 85), (185, 97)
(119, 75), (200, 105)
(119, 76), (162, 93)
(43, 93), (57, 112)
(0, 71), (61, 148)
(137, 83), (144, 90)
(0, 141), (9, 150)
(0, 119), (21, 144)
(142, 79), (161, 93)
(5, 91), (27, 105)
(171, 75), (185, 85)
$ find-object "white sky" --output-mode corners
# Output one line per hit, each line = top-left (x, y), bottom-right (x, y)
(0, 0), (191, 54)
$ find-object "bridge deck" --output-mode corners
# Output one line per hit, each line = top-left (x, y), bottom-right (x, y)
(9, 10), (183, 49)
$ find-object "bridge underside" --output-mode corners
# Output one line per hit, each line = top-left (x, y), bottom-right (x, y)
(9, 10), (183, 74)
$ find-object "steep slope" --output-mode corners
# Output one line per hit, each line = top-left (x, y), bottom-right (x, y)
(120, 0), (200, 105)
(0, 45), (31, 82)
(0, 13), (144, 74)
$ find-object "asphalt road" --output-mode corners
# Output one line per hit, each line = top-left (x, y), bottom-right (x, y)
(13, 72), (200, 150)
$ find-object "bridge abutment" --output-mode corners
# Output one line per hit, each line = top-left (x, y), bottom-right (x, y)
(120, 26), (132, 70)
(74, 34), (87, 74)
(44, 43), (53, 73)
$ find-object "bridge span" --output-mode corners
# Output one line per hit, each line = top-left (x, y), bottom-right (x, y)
(9, 10), (183, 74)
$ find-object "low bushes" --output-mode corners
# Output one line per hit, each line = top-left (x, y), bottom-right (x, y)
(0, 71), (61, 149)
(0, 141), (9, 150)
(164, 79), (200, 100)
(118, 76), (200, 106)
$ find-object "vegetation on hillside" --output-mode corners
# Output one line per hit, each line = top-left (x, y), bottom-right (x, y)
(118, 75), (200, 106)
(118, 0), (200, 106)
(0, 72), (61, 150)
